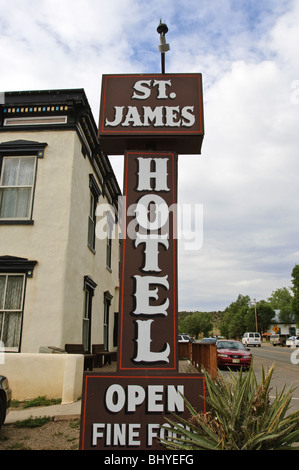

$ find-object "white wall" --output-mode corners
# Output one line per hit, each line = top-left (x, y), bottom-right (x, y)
(0, 130), (120, 353)
(0, 130), (74, 351)
(0, 352), (84, 403)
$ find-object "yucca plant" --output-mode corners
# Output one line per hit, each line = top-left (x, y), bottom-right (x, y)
(161, 364), (299, 450)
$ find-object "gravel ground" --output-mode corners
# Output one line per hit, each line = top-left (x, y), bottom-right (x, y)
(0, 416), (80, 451)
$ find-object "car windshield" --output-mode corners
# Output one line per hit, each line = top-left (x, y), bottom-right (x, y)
(217, 341), (245, 350)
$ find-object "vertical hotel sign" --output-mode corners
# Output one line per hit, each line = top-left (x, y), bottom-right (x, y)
(80, 74), (205, 451)
(119, 150), (178, 371)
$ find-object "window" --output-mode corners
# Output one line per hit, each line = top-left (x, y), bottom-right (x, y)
(83, 276), (97, 352)
(0, 140), (47, 223)
(103, 291), (113, 351)
(106, 212), (114, 270)
(0, 256), (37, 352)
(83, 288), (91, 352)
(106, 219), (112, 269)
(0, 274), (25, 351)
(88, 174), (101, 251)
(0, 156), (36, 219)
(88, 192), (96, 249)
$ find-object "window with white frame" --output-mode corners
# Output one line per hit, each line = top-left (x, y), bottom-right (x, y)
(88, 174), (101, 251)
(0, 274), (25, 351)
(0, 156), (36, 219)
(0, 140), (47, 223)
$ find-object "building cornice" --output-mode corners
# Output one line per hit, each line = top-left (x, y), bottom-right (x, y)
(0, 88), (121, 211)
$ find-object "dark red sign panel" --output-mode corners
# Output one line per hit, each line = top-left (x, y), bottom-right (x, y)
(118, 151), (178, 372)
(98, 73), (204, 155)
(79, 373), (205, 450)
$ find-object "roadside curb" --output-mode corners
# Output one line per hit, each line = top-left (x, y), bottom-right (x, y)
(5, 400), (82, 424)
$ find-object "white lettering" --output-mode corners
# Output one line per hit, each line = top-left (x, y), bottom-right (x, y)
(133, 275), (169, 315)
(92, 423), (105, 445)
(168, 385), (184, 412)
(93, 423), (140, 449)
(105, 106), (124, 126)
(128, 424), (141, 446)
(153, 79), (172, 99)
(93, 423), (194, 452)
(148, 385), (164, 412)
(148, 449), (194, 463)
(122, 106), (142, 127)
(147, 423), (160, 446)
(142, 106), (164, 126)
(134, 319), (170, 363)
(135, 234), (169, 272)
(105, 384), (126, 412)
(104, 105), (196, 128)
(165, 106), (181, 127)
(137, 157), (169, 191)
(135, 194), (169, 231)
(127, 385), (146, 412)
(132, 80), (152, 100)
(181, 105), (195, 126)
(104, 384), (184, 412)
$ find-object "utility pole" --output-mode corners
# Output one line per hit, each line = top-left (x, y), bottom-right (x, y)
(254, 298), (258, 332)
(157, 20), (170, 74)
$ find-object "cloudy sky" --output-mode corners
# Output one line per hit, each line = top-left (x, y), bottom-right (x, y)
(1, 0), (298, 311)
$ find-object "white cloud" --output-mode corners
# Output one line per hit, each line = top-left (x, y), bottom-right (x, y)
(0, 0), (298, 311)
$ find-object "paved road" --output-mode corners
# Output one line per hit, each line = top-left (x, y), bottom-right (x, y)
(248, 342), (299, 412)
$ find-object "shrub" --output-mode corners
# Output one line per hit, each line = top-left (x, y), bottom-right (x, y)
(161, 364), (299, 450)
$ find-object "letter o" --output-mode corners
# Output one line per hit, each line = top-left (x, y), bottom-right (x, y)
(105, 384), (126, 412)
(135, 194), (169, 231)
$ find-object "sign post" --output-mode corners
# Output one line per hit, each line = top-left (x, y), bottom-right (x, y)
(80, 27), (205, 452)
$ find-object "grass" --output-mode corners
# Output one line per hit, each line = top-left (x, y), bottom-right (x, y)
(11, 395), (61, 409)
(69, 419), (80, 429)
(14, 416), (51, 428)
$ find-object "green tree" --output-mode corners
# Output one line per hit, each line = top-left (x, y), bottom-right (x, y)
(220, 294), (251, 338)
(255, 300), (275, 333)
(268, 287), (292, 310)
(219, 310), (230, 338)
(228, 306), (247, 338)
(179, 312), (213, 338)
(291, 265), (299, 327)
(243, 306), (256, 332)
(268, 287), (294, 325)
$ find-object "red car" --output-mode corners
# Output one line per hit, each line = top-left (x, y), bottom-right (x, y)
(216, 340), (252, 369)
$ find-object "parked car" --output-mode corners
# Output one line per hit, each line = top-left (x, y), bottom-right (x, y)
(270, 334), (289, 346)
(178, 334), (193, 343)
(216, 340), (252, 369)
(286, 336), (299, 348)
(242, 332), (261, 347)
(0, 375), (12, 430)
(201, 338), (217, 344)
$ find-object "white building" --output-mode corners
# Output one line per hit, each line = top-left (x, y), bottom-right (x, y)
(267, 311), (299, 336)
(0, 89), (120, 360)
